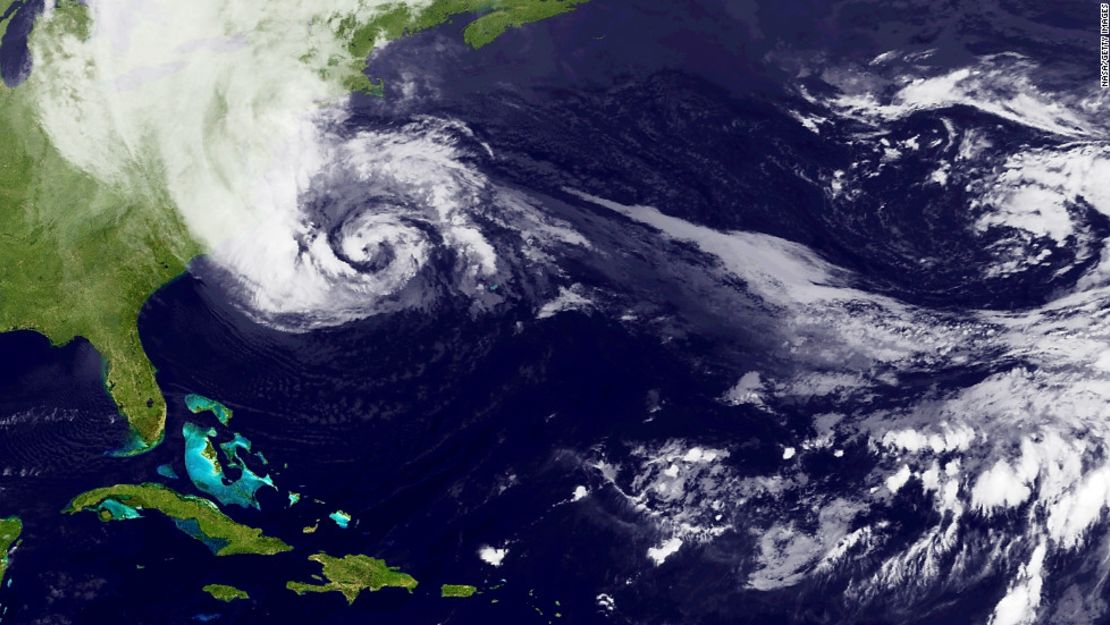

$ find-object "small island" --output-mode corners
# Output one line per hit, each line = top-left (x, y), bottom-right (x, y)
(286, 553), (417, 604)
(328, 510), (352, 528)
(202, 583), (250, 602)
(0, 517), (22, 585)
(441, 584), (478, 598)
(65, 483), (291, 556)
(182, 422), (275, 510)
(185, 394), (234, 426)
(155, 463), (179, 480)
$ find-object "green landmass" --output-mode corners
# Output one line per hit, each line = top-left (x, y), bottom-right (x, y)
(47, 0), (90, 40)
(332, 0), (590, 94)
(0, 82), (199, 452)
(202, 583), (250, 602)
(0, 0), (86, 44)
(461, 0), (589, 48)
(65, 483), (291, 556)
(286, 553), (417, 604)
(0, 0), (20, 43)
(0, 516), (22, 586)
(441, 584), (478, 598)
(0, 0), (589, 454)
(0, 2), (200, 454)
(185, 394), (234, 426)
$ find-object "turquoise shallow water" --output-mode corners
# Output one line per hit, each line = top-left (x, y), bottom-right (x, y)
(185, 394), (234, 426)
(97, 498), (141, 521)
(182, 421), (274, 510)
(328, 510), (352, 529)
(155, 463), (178, 479)
(1, 0), (1099, 622)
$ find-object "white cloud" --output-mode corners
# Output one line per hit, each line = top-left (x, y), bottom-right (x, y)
(571, 158), (1110, 617)
(1046, 466), (1110, 548)
(990, 543), (1047, 625)
(25, 0), (582, 330)
(885, 465), (911, 494)
(971, 460), (1032, 511)
(537, 285), (593, 320)
(647, 537), (683, 565)
(724, 371), (766, 406)
(826, 54), (1097, 138)
(478, 546), (508, 567)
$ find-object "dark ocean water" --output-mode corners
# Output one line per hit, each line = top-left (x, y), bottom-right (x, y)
(0, 0), (39, 87)
(0, 0), (1101, 623)
(0, 270), (775, 624)
(358, 0), (1105, 311)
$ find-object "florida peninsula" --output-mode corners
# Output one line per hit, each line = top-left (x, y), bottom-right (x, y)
(0, 0), (590, 453)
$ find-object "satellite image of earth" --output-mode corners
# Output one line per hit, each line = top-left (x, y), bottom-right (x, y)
(0, 0), (1108, 623)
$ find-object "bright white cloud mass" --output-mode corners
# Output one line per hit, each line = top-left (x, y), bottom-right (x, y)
(22, 3), (1110, 623)
(24, 0), (578, 329)
(575, 53), (1110, 625)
